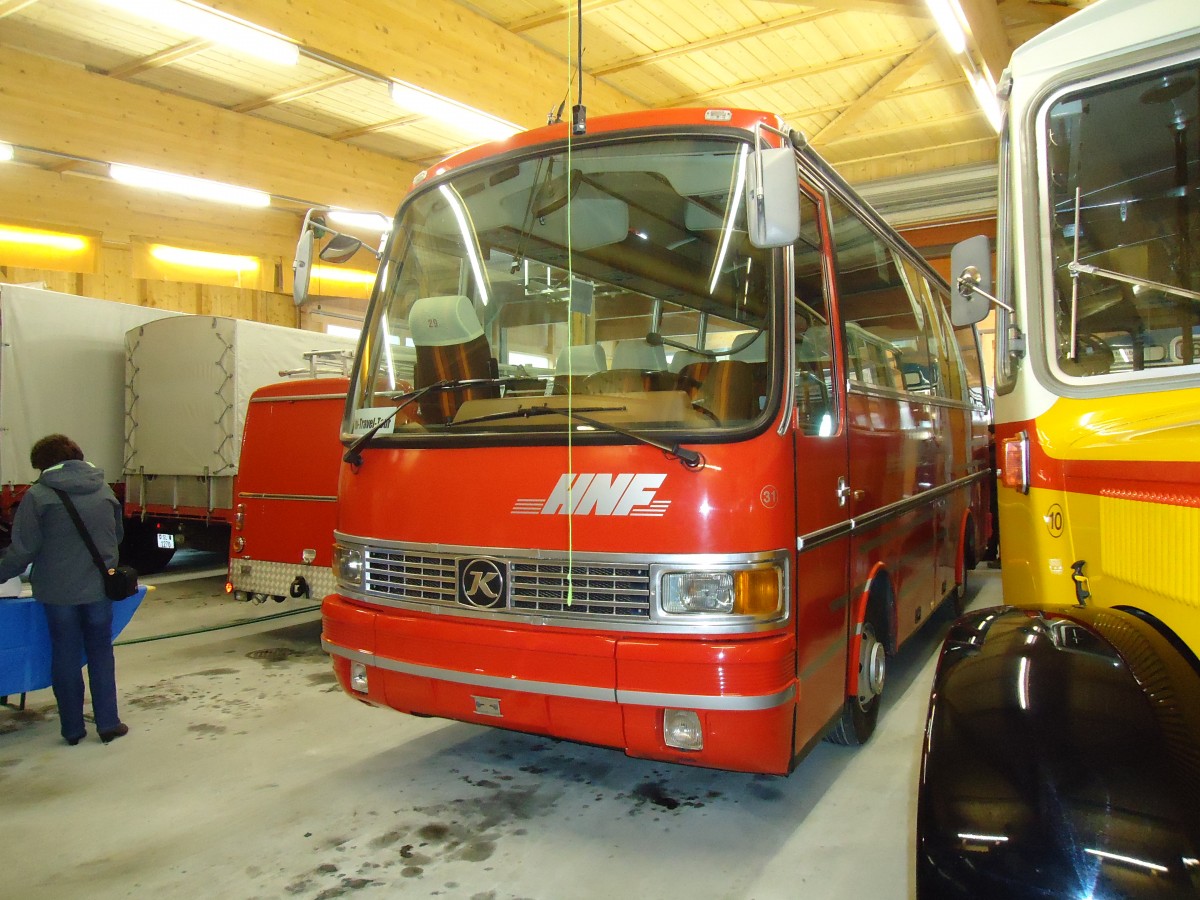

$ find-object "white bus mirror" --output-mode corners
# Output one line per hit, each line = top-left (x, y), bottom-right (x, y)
(746, 147), (801, 249)
(950, 234), (992, 326)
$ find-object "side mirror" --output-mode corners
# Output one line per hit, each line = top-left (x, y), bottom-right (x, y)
(950, 235), (992, 326)
(746, 147), (801, 249)
(319, 233), (365, 264)
(292, 229), (314, 307)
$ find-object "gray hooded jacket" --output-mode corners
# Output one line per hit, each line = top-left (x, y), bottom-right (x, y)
(0, 459), (123, 606)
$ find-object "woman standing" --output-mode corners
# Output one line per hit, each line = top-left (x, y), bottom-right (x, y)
(0, 434), (129, 745)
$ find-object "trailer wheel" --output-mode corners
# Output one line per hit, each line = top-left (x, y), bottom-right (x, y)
(827, 613), (886, 746)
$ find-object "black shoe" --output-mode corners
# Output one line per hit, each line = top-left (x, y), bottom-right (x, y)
(65, 732), (86, 746)
(99, 723), (129, 743)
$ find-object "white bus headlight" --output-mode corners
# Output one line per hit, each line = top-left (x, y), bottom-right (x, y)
(333, 544), (363, 587)
(663, 572), (734, 613)
(661, 567), (781, 617)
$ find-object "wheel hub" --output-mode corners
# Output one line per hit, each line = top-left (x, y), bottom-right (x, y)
(857, 626), (886, 705)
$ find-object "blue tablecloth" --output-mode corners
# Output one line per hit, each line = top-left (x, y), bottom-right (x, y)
(0, 588), (146, 697)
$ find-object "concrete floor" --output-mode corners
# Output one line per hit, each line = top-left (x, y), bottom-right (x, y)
(0, 559), (1002, 900)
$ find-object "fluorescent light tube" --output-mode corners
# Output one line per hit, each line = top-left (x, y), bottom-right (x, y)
(0, 227), (87, 251)
(925, 0), (967, 55)
(96, 0), (298, 66)
(150, 244), (260, 272)
(970, 72), (1003, 132)
(110, 163), (270, 207)
(390, 82), (519, 141)
(326, 210), (391, 231)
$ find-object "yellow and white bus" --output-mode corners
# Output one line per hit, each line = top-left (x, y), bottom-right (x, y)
(955, 0), (1200, 651)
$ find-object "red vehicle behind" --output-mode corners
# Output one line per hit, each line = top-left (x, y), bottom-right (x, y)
(227, 376), (350, 604)
(320, 108), (993, 774)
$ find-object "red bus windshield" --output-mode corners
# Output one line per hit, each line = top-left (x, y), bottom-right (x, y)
(348, 134), (780, 440)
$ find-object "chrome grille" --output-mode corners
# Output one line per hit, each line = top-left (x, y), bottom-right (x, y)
(510, 561), (651, 617)
(361, 547), (652, 619)
(364, 549), (454, 602)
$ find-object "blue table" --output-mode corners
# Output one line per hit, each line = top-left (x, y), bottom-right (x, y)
(0, 588), (146, 707)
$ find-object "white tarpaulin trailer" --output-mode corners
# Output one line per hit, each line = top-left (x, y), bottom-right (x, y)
(0, 284), (180, 490)
(123, 315), (356, 519)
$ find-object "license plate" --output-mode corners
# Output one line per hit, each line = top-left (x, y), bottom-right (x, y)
(157, 533), (175, 549)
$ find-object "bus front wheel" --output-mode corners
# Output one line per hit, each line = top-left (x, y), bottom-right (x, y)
(827, 618), (886, 746)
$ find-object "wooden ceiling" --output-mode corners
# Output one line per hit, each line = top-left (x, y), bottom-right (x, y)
(0, 0), (1094, 265)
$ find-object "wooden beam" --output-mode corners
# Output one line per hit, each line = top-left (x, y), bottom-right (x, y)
(811, 33), (941, 146)
(0, 0), (39, 19)
(330, 115), (421, 142)
(592, 10), (835, 77)
(104, 39), (214, 80)
(668, 45), (912, 106)
(821, 109), (985, 147)
(231, 73), (359, 114)
(770, 0), (926, 16)
(507, 0), (627, 33)
(0, 47), (418, 212)
(999, 0), (1081, 26)
(957, 0), (1011, 82)
(207, 0), (645, 129)
(0, 165), (301, 256)
(829, 134), (997, 168)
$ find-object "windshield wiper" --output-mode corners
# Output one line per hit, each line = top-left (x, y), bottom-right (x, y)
(447, 403), (625, 429)
(1066, 185), (1200, 360)
(343, 378), (515, 466)
(449, 403), (704, 469)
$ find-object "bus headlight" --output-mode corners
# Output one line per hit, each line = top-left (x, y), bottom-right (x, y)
(333, 544), (363, 587)
(660, 567), (781, 618)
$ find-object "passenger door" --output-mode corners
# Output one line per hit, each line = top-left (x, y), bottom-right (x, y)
(791, 186), (852, 750)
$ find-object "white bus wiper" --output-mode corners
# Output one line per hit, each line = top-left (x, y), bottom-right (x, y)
(448, 403), (705, 469)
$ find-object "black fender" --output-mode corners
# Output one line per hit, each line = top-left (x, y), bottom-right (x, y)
(917, 605), (1200, 899)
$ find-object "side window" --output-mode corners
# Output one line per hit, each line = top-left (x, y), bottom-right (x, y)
(793, 191), (835, 436)
(827, 198), (933, 394)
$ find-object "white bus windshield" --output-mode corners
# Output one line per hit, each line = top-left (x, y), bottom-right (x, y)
(348, 135), (775, 440)
(1044, 59), (1200, 380)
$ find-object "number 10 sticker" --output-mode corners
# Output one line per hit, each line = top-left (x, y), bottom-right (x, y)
(1044, 503), (1064, 538)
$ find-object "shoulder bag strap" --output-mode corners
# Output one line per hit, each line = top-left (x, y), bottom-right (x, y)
(48, 486), (110, 578)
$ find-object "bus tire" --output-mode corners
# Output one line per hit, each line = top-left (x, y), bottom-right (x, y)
(827, 610), (886, 746)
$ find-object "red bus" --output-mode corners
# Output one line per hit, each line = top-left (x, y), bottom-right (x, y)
(321, 108), (993, 774)
(227, 376), (350, 605)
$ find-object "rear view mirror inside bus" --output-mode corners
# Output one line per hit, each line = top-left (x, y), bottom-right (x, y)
(746, 146), (801, 249)
(950, 234), (992, 326)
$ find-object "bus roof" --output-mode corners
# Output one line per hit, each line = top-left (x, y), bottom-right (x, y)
(1010, 0), (1200, 82)
(414, 107), (786, 187)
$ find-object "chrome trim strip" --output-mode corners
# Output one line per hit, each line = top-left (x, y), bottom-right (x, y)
(330, 584), (788, 636)
(797, 520), (852, 552)
(323, 639), (795, 710)
(334, 533), (781, 566)
(238, 492), (338, 502)
(616, 684), (795, 711)
(847, 381), (973, 410)
(797, 470), (989, 550)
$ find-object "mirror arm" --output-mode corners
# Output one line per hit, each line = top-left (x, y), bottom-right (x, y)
(957, 269), (1012, 313)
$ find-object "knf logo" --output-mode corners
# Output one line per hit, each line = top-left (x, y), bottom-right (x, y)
(511, 473), (671, 517)
(457, 558), (506, 608)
